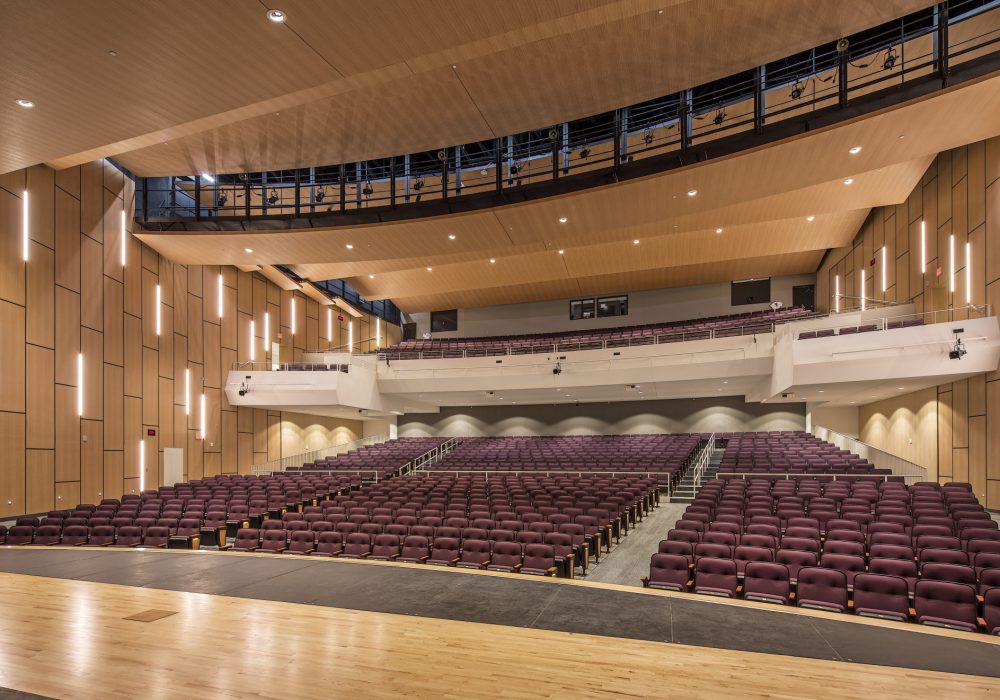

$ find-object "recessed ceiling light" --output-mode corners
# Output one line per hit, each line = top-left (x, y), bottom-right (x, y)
(807, 215), (816, 222)
(558, 217), (568, 223)
(266, 9), (287, 23)
(345, 243), (354, 249)
(489, 258), (496, 264)
(843, 178), (854, 185)
(898, 134), (906, 139)
(687, 189), (698, 196)
(897, 387), (905, 390)
(849, 146), (862, 154)
(14, 99), (33, 108)
(558, 249), (565, 255)
(818, 390), (825, 393)
(633, 239), (640, 245)
(107, 50), (118, 57)
(426, 267), (433, 272)
(244, 248), (253, 254)
(448, 234), (456, 240)
(368, 274), (375, 279)
(715, 227), (723, 234)
(849, 401), (855, 404)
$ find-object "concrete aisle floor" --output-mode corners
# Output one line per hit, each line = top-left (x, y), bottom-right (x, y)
(583, 500), (685, 586)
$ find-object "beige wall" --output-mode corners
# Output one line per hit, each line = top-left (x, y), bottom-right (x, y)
(399, 396), (806, 438)
(277, 412), (362, 456)
(0, 160), (374, 516)
(808, 405), (859, 438)
(825, 136), (1000, 507)
(859, 388), (939, 479)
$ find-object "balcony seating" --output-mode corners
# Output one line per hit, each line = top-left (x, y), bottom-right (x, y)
(379, 307), (815, 359)
(290, 438), (451, 478)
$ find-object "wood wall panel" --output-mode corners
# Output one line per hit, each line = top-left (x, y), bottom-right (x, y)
(0, 159), (408, 515)
(839, 142), (1000, 507)
(26, 242), (54, 348)
(25, 346), (54, 449)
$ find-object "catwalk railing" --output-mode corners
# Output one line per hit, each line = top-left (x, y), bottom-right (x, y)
(716, 472), (913, 484)
(811, 426), (929, 484)
(803, 304), (992, 338)
(138, 1), (1000, 228)
(250, 434), (386, 476)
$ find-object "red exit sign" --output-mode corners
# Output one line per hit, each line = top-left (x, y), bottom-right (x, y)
(147, 429), (156, 437)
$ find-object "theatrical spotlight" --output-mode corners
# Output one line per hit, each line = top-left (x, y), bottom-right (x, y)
(790, 81), (805, 100)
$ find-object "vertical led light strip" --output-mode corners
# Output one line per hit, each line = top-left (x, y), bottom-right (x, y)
(881, 245), (887, 293)
(139, 439), (145, 494)
(22, 190), (29, 261)
(326, 308), (332, 341)
(949, 234), (956, 294)
(920, 220), (927, 273)
(200, 393), (206, 438)
(291, 298), (297, 335)
(375, 318), (381, 348)
(966, 241), (972, 304)
(348, 320), (354, 353)
(120, 209), (127, 267)
(263, 311), (270, 351)
(155, 285), (162, 335)
(77, 353), (84, 416)
(217, 273), (224, 318)
(860, 269), (866, 311)
(834, 274), (840, 313)
(184, 368), (191, 416)
(249, 320), (256, 361)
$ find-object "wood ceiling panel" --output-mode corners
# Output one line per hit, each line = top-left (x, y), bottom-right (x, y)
(3, 0), (934, 175)
(134, 72), (1000, 312)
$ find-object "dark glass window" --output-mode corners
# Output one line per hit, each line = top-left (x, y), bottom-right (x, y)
(731, 278), (771, 306)
(570, 298), (596, 320)
(430, 309), (458, 332)
(597, 295), (628, 318)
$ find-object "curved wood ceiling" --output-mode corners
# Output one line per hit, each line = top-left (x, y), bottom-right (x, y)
(2, 0), (933, 176)
(135, 67), (1000, 312)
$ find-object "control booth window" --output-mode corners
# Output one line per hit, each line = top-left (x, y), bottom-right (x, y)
(430, 309), (458, 332)
(597, 295), (628, 318)
(731, 278), (771, 306)
(570, 298), (596, 320)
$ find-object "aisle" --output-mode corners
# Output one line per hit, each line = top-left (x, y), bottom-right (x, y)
(583, 500), (685, 586)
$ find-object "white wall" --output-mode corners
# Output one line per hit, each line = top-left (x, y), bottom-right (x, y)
(410, 274), (815, 338)
(399, 396), (806, 437)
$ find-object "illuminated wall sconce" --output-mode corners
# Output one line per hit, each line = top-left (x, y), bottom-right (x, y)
(920, 220), (927, 273)
(155, 284), (162, 335)
(291, 298), (297, 335)
(200, 393), (207, 438)
(834, 274), (840, 313)
(881, 245), (887, 293)
(263, 311), (270, 351)
(966, 240), (972, 304)
(949, 234), (956, 294)
(22, 190), (29, 261)
(77, 353), (84, 416)
(217, 273), (224, 318)
(139, 439), (145, 493)
(249, 319), (256, 361)
(184, 368), (191, 416)
(121, 209), (127, 267)
(860, 269), (866, 311)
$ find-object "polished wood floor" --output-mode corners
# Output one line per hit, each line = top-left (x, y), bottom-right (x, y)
(0, 573), (995, 699)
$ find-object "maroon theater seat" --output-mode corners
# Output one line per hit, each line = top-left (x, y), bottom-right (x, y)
(285, 530), (316, 555)
(743, 562), (790, 605)
(795, 567), (848, 613)
(913, 580), (979, 632)
(852, 573), (910, 621)
(693, 557), (738, 598)
(643, 553), (690, 591)
(521, 544), (557, 576)
(456, 539), (491, 569)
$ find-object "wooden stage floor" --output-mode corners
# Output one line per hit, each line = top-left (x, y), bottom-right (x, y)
(0, 548), (997, 699)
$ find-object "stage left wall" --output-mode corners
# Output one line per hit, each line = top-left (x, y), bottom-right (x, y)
(0, 161), (375, 518)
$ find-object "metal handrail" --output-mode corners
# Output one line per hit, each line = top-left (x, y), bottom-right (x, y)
(230, 361), (351, 372)
(716, 471), (914, 484)
(689, 433), (717, 490)
(799, 304), (992, 338)
(404, 437), (460, 474)
(250, 435), (386, 476)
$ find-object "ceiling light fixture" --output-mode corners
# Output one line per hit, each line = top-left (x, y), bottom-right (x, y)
(633, 239), (640, 245)
(426, 267), (432, 272)
(807, 215), (815, 222)
(715, 228), (723, 234)
(849, 146), (862, 155)
(201, 173), (215, 183)
(345, 243), (354, 249)
(244, 247), (253, 254)
(266, 9), (286, 22)
(558, 249), (565, 255)
(14, 99), (33, 108)
(368, 274), (375, 279)
(558, 217), (568, 223)
(687, 189), (698, 196)
(843, 178), (853, 185)
(448, 234), (456, 240)
(489, 258), (496, 264)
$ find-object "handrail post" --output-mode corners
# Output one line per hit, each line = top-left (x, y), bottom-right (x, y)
(753, 66), (764, 134)
(937, 1), (950, 86)
(838, 48), (849, 108)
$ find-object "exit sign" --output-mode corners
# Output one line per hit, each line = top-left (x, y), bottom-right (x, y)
(147, 429), (156, 437)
